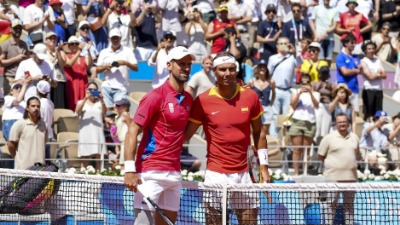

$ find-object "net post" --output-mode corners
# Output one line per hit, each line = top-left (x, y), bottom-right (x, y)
(222, 183), (228, 225)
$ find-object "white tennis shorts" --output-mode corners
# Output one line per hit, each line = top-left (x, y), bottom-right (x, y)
(203, 170), (259, 209)
(133, 171), (182, 212)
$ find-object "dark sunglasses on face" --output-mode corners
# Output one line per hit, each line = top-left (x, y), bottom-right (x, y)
(267, 10), (276, 14)
(80, 26), (90, 31)
(308, 48), (318, 53)
(69, 43), (79, 46)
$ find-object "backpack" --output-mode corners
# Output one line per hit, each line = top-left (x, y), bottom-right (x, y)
(0, 162), (60, 214)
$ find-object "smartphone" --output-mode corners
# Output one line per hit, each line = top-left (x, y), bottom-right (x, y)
(24, 71), (31, 78)
(111, 61), (120, 67)
(90, 89), (100, 97)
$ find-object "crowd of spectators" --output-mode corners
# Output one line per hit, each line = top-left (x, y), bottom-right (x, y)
(0, 0), (399, 174)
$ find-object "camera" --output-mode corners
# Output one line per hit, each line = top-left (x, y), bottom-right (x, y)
(111, 61), (120, 67)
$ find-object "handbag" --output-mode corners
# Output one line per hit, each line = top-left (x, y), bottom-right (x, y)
(30, 32), (43, 43)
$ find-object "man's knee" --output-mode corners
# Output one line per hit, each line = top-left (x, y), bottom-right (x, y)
(134, 209), (153, 225)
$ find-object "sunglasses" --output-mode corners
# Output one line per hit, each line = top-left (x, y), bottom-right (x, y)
(308, 48), (319, 53)
(69, 43), (79, 46)
(267, 10), (276, 14)
(278, 43), (288, 45)
(80, 26), (90, 31)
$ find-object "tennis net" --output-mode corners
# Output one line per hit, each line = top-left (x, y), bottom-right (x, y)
(0, 168), (399, 225)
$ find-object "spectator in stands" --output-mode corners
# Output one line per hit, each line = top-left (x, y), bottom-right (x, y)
(380, 0), (400, 39)
(277, 0), (295, 29)
(61, 36), (91, 111)
(36, 80), (54, 160)
(313, 66), (336, 144)
(0, 80), (29, 169)
(330, 84), (356, 132)
(268, 37), (297, 137)
(226, 0), (253, 51)
(114, 98), (131, 166)
(17, 0), (33, 20)
(22, 0), (55, 46)
(50, 0), (68, 44)
(75, 82), (106, 171)
(223, 27), (247, 83)
(102, 0), (136, 49)
(289, 74), (320, 175)
(195, 0), (216, 23)
(61, 0), (82, 39)
(300, 42), (328, 82)
(0, 0), (19, 21)
(124, 46), (195, 225)
(256, 4), (280, 65)
(149, 32), (175, 89)
(360, 40), (386, 122)
(318, 113), (360, 225)
(133, 1), (158, 61)
(372, 22), (397, 63)
(185, 55), (215, 97)
(81, 0), (108, 52)
(335, 34), (361, 114)
(15, 43), (57, 101)
(310, 0), (339, 66)
(248, 59), (275, 136)
(158, 0), (186, 46)
(360, 110), (390, 151)
(384, 113), (400, 146)
(77, 21), (98, 78)
(8, 96), (47, 170)
(45, 32), (66, 109)
(96, 29), (138, 111)
(336, 0), (372, 55)
(295, 38), (311, 84)
(185, 6), (208, 62)
(206, 5), (238, 57)
(281, 3), (313, 50)
(185, 52), (270, 224)
(130, 0), (157, 14)
(0, 19), (28, 95)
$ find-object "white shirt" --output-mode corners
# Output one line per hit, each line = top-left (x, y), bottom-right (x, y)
(158, 0), (184, 32)
(187, 70), (216, 97)
(97, 45), (137, 91)
(227, 1), (252, 32)
(61, 0), (83, 25)
(311, 5), (340, 41)
(268, 53), (297, 88)
(291, 89), (320, 123)
(355, 0), (373, 19)
(195, 0), (215, 14)
(0, 4), (19, 21)
(361, 57), (384, 90)
(148, 48), (169, 89)
(2, 96), (26, 120)
(23, 4), (55, 36)
(107, 12), (133, 49)
(78, 36), (99, 58)
(15, 58), (55, 101)
(40, 97), (54, 139)
(393, 91), (400, 102)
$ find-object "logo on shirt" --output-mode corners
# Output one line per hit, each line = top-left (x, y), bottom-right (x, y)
(241, 107), (248, 112)
(211, 111), (220, 115)
(168, 103), (174, 113)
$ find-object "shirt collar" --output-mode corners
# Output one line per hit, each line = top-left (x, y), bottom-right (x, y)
(208, 85), (244, 99)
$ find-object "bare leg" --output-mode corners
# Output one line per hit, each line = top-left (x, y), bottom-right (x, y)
(302, 136), (313, 175)
(206, 206), (222, 225)
(94, 154), (101, 171)
(235, 208), (258, 225)
(81, 156), (90, 168)
(155, 209), (177, 225)
(343, 190), (355, 225)
(134, 209), (153, 225)
(291, 135), (303, 175)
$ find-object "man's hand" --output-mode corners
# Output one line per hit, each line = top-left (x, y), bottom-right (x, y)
(261, 168), (271, 183)
(118, 60), (128, 66)
(124, 172), (142, 192)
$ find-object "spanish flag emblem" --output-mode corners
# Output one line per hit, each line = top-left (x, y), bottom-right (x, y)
(241, 107), (248, 112)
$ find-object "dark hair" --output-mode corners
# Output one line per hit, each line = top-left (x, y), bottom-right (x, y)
(335, 112), (349, 121)
(23, 96), (41, 119)
(254, 64), (269, 80)
(300, 73), (311, 84)
(86, 81), (98, 89)
(361, 40), (377, 52)
(341, 33), (356, 46)
(291, 3), (302, 10)
(381, 22), (391, 29)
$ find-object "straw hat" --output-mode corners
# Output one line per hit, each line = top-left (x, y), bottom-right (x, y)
(332, 83), (352, 97)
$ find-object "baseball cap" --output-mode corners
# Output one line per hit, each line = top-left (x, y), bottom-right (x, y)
(45, 31), (57, 39)
(33, 43), (48, 60)
(78, 21), (90, 29)
(217, 5), (228, 12)
(109, 28), (122, 38)
(163, 31), (176, 39)
(265, 4), (276, 12)
(11, 82), (23, 90)
(37, 80), (51, 94)
(114, 98), (131, 106)
(167, 46), (196, 62)
(11, 19), (22, 28)
(374, 110), (388, 121)
(308, 42), (321, 50)
(49, 0), (63, 5)
(67, 35), (80, 44)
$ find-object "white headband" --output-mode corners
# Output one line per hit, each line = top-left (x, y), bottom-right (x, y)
(213, 56), (236, 67)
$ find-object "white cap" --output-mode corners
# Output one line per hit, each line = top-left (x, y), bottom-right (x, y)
(167, 46), (196, 62)
(78, 20), (90, 29)
(37, 80), (50, 94)
(33, 43), (48, 60)
(67, 35), (80, 44)
(309, 42), (321, 50)
(109, 28), (122, 38)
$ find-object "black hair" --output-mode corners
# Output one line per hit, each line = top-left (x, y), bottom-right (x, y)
(361, 40), (377, 52)
(86, 81), (98, 89)
(335, 112), (349, 121)
(341, 33), (356, 46)
(291, 3), (302, 10)
(23, 96), (41, 119)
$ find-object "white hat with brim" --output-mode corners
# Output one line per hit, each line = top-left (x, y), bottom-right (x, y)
(109, 28), (122, 38)
(167, 46), (196, 62)
(63, 36), (81, 52)
(33, 43), (48, 60)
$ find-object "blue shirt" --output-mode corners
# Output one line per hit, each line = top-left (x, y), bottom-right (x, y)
(336, 51), (361, 93)
(257, 20), (279, 54)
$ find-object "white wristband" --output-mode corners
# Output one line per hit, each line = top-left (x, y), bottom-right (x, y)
(257, 149), (269, 165)
(124, 160), (136, 173)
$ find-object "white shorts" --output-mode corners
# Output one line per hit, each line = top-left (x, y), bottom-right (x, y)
(133, 171), (181, 212)
(203, 170), (259, 210)
(349, 93), (359, 113)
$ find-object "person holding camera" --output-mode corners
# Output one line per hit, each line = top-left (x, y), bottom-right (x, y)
(185, 6), (208, 62)
(96, 28), (138, 111)
(75, 81), (107, 171)
(61, 35), (92, 111)
(289, 73), (320, 175)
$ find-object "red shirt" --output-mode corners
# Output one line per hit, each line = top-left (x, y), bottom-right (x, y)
(133, 80), (193, 173)
(211, 19), (236, 54)
(189, 86), (263, 174)
(339, 12), (369, 44)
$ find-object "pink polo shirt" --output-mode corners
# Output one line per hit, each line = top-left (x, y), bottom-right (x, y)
(133, 80), (193, 173)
